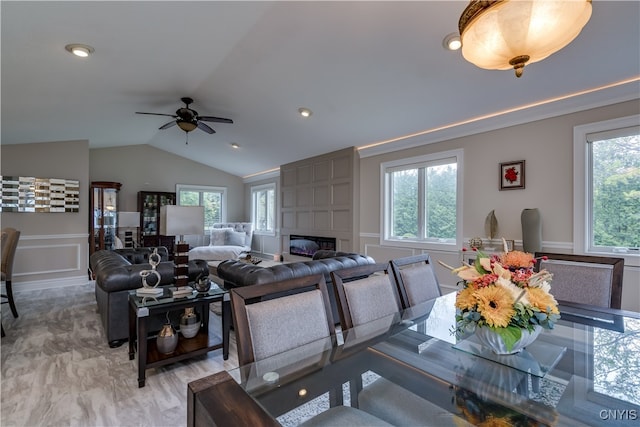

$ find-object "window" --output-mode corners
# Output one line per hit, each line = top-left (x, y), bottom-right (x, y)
(574, 115), (639, 265)
(251, 183), (276, 234)
(176, 184), (226, 232)
(381, 149), (463, 250)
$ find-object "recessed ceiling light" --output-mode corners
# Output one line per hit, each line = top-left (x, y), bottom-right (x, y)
(230, 143), (240, 149)
(298, 107), (312, 118)
(442, 33), (462, 51)
(65, 44), (94, 58)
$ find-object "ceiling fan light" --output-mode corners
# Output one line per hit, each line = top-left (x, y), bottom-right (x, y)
(177, 120), (197, 132)
(458, 0), (592, 77)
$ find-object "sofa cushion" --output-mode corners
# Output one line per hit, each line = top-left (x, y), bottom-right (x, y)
(226, 230), (246, 247)
(210, 228), (233, 246)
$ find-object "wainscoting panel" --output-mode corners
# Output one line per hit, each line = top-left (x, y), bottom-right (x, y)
(8, 233), (89, 292)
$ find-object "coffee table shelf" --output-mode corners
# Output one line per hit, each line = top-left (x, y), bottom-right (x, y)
(146, 329), (223, 366)
(128, 286), (231, 387)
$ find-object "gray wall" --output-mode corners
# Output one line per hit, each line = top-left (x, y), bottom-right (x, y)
(358, 100), (640, 311)
(1, 140), (90, 289)
(89, 145), (245, 219)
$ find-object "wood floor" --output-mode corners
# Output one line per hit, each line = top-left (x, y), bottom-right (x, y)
(1, 283), (239, 427)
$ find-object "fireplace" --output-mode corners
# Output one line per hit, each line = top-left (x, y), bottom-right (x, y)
(289, 235), (336, 258)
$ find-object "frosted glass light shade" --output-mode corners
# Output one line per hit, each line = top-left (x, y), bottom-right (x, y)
(459, 0), (592, 77)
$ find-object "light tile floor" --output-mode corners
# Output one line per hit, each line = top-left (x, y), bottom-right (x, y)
(1, 283), (238, 427)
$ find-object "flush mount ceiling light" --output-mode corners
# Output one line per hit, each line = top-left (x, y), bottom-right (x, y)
(230, 143), (240, 149)
(458, 0), (592, 77)
(443, 33), (462, 51)
(298, 107), (312, 118)
(65, 43), (94, 58)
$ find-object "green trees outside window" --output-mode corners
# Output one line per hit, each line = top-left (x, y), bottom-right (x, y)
(590, 133), (640, 250)
(385, 152), (459, 245)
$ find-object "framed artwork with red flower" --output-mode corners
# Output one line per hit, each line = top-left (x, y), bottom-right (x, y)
(500, 160), (525, 190)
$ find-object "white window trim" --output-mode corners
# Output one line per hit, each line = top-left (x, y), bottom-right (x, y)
(573, 114), (639, 267)
(175, 184), (227, 224)
(251, 182), (277, 236)
(380, 148), (464, 252)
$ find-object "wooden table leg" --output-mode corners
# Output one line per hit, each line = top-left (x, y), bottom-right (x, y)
(222, 297), (231, 360)
(138, 315), (148, 388)
(128, 302), (135, 361)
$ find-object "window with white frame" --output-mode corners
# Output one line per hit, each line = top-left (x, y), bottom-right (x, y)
(176, 184), (226, 232)
(381, 149), (463, 249)
(574, 115), (639, 264)
(251, 183), (276, 234)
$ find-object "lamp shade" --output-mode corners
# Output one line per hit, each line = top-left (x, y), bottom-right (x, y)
(118, 212), (140, 228)
(459, 0), (592, 77)
(160, 205), (204, 237)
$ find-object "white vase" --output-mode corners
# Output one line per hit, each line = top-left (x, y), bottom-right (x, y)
(474, 325), (542, 355)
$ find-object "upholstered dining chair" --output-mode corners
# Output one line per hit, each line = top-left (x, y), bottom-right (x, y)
(535, 252), (624, 309)
(1, 228), (21, 318)
(231, 274), (392, 426)
(389, 253), (441, 309)
(330, 263), (401, 331)
(230, 274), (337, 366)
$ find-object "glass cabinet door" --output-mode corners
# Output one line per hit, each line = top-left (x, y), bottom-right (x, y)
(90, 181), (122, 255)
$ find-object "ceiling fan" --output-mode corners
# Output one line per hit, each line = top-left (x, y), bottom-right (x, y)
(136, 97), (233, 137)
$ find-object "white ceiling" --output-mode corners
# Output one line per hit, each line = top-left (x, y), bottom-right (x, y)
(2, 1), (639, 179)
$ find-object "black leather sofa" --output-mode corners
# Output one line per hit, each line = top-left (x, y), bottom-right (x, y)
(216, 250), (376, 323)
(90, 247), (209, 347)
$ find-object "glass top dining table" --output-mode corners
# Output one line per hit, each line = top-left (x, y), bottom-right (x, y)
(189, 292), (640, 427)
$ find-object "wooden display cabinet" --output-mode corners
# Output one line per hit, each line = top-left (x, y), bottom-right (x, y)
(138, 191), (176, 252)
(90, 181), (122, 255)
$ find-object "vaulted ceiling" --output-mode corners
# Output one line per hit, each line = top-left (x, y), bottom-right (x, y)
(2, 1), (639, 178)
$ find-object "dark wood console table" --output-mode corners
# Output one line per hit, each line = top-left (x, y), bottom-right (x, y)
(128, 286), (230, 387)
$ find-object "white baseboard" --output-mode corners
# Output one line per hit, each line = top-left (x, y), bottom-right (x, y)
(7, 276), (91, 293)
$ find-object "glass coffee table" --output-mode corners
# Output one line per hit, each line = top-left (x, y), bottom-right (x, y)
(128, 285), (230, 387)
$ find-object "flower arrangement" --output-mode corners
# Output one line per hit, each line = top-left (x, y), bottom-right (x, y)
(442, 242), (560, 352)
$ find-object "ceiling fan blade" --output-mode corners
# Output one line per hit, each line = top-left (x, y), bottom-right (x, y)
(136, 112), (177, 118)
(159, 121), (177, 130)
(198, 116), (233, 124)
(197, 121), (216, 134)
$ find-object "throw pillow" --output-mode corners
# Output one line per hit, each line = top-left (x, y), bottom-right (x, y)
(226, 230), (246, 247)
(210, 228), (233, 246)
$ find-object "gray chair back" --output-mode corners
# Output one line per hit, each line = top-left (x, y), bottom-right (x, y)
(230, 274), (336, 366)
(535, 252), (623, 309)
(331, 263), (401, 330)
(389, 254), (441, 309)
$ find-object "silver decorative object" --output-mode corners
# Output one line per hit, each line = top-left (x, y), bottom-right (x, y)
(156, 312), (178, 354)
(194, 276), (211, 293)
(179, 307), (200, 339)
(140, 247), (162, 288)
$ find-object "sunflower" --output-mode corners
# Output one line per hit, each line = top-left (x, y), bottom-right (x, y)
(500, 250), (534, 269)
(455, 286), (478, 311)
(478, 416), (513, 427)
(476, 286), (515, 328)
(526, 287), (559, 314)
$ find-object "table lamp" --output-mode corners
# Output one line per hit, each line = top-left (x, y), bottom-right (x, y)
(118, 211), (140, 248)
(160, 205), (204, 290)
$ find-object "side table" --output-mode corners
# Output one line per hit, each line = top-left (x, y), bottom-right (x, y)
(128, 286), (230, 387)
